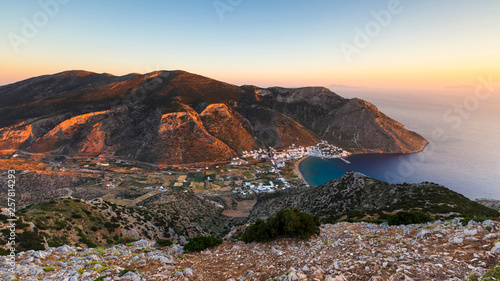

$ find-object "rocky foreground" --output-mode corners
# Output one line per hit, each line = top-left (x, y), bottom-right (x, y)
(2, 219), (500, 281)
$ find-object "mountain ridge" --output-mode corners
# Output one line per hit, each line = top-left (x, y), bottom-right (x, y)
(0, 70), (429, 165)
(250, 171), (499, 222)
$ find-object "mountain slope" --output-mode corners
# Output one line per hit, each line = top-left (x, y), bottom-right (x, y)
(250, 172), (499, 221)
(255, 87), (428, 153)
(0, 70), (428, 164)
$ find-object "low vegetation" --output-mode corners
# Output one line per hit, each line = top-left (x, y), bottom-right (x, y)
(468, 263), (500, 281)
(183, 236), (223, 252)
(118, 269), (135, 277)
(241, 209), (320, 243)
(1, 198), (170, 252)
(251, 174), (500, 226)
(388, 210), (433, 225)
(156, 238), (173, 247)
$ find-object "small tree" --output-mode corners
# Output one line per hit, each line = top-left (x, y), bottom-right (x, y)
(241, 209), (320, 243)
(388, 210), (432, 225)
(183, 236), (222, 252)
(156, 238), (173, 247)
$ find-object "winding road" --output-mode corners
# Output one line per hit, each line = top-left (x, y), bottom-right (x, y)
(57, 188), (72, 198)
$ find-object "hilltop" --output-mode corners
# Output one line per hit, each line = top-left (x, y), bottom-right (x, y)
(250, 172), (499, 222)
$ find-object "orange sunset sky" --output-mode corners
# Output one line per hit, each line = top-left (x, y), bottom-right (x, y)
(1, 1), (499, 90)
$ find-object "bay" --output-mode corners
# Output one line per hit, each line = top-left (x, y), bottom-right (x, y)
(299, 87), (500, 200)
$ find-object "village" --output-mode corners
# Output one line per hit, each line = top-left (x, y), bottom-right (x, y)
(4, 141), (351, 207)
(234, 140), (350, 167)
(101, 141), (351, 197)
(226, 141), (351, 194)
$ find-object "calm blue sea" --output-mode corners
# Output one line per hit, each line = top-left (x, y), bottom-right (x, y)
(299, 88), (500, 200)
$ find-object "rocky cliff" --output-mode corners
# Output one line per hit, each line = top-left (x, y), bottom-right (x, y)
(0, 70), (428, 164)
(255, 87), (428, 153)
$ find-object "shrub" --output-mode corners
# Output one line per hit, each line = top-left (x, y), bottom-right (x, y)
(117, 237), (137, 245)
(104, 222), (119, 229)
(0, 248), (9, 256)
(156, 238), (173, 247)
(479, 263), (500, 280)
(17, 230), (45, 251)
(387, 210), (432, 225)
(183, 236), (223, 252)
(460, 215), (486, 226)
(77, 231), (96, 248)
(42, 266), (56, 272)
(118, 269), (135, 277)
(47, 235), (69, 247)
(16, 222), (29, 229)
(53, 220), (67, 230)
(241, 209), (320, 243)
(71, 212), (83, 219)
(467, 263), (500, 281)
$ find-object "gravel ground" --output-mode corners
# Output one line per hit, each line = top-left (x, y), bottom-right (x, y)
(1, 218), (499, 281)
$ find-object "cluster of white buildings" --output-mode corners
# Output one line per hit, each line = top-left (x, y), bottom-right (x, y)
(270, 141), (350, 165)
(229, 158), (248, 166)
(233, 141), (350, 167)
(144, 185), (167, 191)
(229, 141), (349, 194)
(235, 178), (286, 195)
(232, 148), (269, 163)
(234, 174), (292, 195)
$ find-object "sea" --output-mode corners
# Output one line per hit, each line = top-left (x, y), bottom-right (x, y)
(299, 87), (500, 200)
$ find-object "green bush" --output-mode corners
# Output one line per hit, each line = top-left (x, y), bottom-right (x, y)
(77, 231), (96, 248)
(117, 237), (137, 244)
(183, 236), (223, 252)
(156, 238), (173, 247)
(17, 230), (45, 251)
(468, 263), (500, 281)
(47, 235), (69, 247)
(387, 210), (432, 225)
(241, 209), (320, 243)
(118, 269), (135, 277)
(104, 222), (119, 229)
(0, 248), (9, 256)
(71, 212), (83, 219)
(479, 263), (500, 280)
(460, 215), (486, 226)
(42, 266), (56, 272)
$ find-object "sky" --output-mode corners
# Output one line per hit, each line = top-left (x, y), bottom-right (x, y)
(1, 0), (499, 89)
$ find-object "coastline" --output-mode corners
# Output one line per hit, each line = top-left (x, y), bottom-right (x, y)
(294, 157), (310, 186)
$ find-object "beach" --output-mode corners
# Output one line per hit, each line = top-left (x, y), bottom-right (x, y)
(293, 157), (310, 186)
